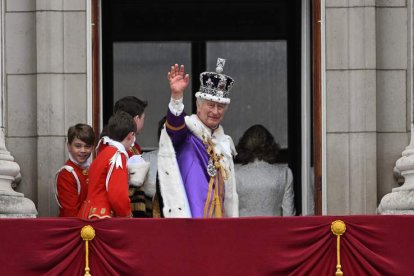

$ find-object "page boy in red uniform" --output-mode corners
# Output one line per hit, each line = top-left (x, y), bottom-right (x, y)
(55, 123), (95, 217)
(99, 96), (152, 217)
(78, 111), (136, 219)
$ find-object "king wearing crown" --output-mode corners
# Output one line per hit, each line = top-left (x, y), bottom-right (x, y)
(157, 58), (239, 218)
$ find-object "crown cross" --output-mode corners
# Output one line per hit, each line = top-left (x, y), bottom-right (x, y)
(216, 58), (226, 73)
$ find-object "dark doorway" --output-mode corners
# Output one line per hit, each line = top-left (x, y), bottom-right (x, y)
(101, 0), (303, 214)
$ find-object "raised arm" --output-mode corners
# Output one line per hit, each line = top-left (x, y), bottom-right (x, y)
(166, 64), (190, 145)
(167, 64), (190, 100)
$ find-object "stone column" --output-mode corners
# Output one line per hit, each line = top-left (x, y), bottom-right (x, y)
(378, 128), (414, 214)
(0, 129), (37, 217)
(325, 1), (377, 214)
(378, 1), (414, 214)
(0, 0), (36, 217)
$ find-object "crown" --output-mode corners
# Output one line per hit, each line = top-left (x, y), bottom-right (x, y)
(195, 58), (235, 104)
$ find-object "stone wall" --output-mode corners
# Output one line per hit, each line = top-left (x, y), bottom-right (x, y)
(325, 0), (411, 214)
(4, 0), (88, 216)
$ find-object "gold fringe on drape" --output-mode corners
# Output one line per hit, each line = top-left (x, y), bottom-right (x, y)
(81, 225), (96, 276)
(331, 220), (346, 276)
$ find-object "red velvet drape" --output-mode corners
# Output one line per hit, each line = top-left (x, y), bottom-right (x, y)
(0, 215), (411, 275)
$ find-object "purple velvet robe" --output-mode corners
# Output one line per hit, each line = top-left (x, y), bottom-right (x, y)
(166, 109), (211, 218)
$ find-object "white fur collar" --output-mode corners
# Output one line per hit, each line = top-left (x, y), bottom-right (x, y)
(184, 114), (236, 159)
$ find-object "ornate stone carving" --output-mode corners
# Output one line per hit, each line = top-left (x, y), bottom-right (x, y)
(0, 129), (37, 217)
(378, 129), (414, 214)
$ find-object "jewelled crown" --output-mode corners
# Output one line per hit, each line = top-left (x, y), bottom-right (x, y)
(195, 58), (235, 104)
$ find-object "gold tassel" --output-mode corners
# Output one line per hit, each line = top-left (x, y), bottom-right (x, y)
(81, 225), (96, 276)
(331, 220), (346, 276)
(203, 138), (227, 218)
(203, 176), (215, 217)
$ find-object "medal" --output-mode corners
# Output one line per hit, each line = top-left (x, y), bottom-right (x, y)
(207, 158), (216, 177)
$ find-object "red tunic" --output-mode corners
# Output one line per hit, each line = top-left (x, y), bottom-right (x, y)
(55, 160), (89, 217)
(78, 144), (131, 219)
(95, 137), (149, 217)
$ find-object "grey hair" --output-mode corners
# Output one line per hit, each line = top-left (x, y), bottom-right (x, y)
(196, 97), (204, 105)
(196, 97), (229, 110)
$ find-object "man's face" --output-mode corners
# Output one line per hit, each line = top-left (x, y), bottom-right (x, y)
(134, 112), (145, 135)
(196, 100), (227, 129)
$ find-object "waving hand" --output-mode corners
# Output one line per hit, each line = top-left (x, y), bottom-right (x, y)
(168, 64), (190, 100)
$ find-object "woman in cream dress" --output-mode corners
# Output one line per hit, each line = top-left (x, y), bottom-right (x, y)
(234, 125), (295, 217)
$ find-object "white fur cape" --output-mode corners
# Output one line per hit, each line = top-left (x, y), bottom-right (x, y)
(157, 114), (239, 218)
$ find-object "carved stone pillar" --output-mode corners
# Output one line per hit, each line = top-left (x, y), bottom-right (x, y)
(0, 128), (37, 217)
(378, 1), (414, 214)
(378, 127), (414, 214)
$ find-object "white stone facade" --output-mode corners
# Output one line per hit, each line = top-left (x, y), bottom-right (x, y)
(0, 0), (412, 216)
(4, 0), (88, 216)
(325, 0), (411, 214)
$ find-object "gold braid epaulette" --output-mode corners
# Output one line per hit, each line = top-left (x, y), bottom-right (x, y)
(130, 146), (140, 155)
(165, 120), (186, 131)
